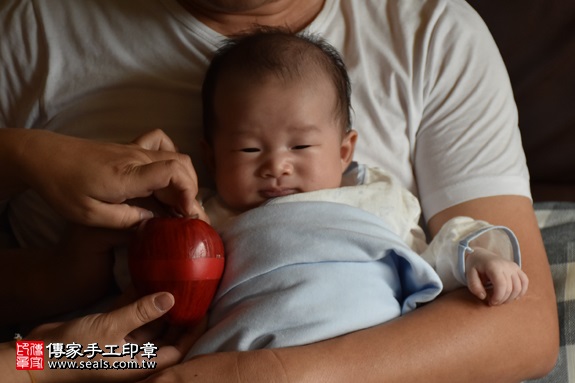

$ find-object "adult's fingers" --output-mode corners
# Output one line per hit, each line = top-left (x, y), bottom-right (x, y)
(133, 131), (202, 215)
(132, 129), (178, 152)
(132, 159), (201, 216)
(104, 292), (175, 337)
(77, 200), (154, 229)
(83, 158), (203, 227)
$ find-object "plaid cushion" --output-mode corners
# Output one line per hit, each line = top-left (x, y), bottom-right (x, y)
(527, 202), (575, 382)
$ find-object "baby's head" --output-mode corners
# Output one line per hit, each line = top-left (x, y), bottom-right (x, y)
(202, 27), (357, 212)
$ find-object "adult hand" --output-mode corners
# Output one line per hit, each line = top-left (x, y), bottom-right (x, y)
(129, 129), (208, 222)
(8, 128), (207, 228)
(25, 292), (202, 383)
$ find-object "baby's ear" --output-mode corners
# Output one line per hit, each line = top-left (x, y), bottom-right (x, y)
(340, 129), (358, 170)
(201, 139), (216, 173)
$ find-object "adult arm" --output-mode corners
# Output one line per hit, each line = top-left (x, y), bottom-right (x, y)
(0, 128), (207, 229)
(143, 195), (558, 383)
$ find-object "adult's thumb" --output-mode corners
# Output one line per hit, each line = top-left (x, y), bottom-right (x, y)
(112, 292), (175, 335)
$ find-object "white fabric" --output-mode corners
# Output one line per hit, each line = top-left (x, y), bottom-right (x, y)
(0, 0), (530, 247)
(205, 165), (428, 252)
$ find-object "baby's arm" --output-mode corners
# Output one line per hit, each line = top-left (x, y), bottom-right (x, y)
(420, 216), (528, 305)
(465, 246), (529, 305)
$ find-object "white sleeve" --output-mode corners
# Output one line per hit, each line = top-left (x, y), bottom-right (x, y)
(420, 216), (521, 291)
(414, 2), (531, 220)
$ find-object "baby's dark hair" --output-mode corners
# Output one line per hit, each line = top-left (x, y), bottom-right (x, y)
(202, 27), (352, 143)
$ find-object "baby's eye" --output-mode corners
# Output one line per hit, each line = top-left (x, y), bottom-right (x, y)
(292, 145), (311, 150)
(239, 148), (260, 153)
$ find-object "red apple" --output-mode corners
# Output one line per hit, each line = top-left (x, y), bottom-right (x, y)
(128, 217), (225, 325)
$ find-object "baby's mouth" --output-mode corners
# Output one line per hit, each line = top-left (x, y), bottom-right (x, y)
(259, 188), (299, 199)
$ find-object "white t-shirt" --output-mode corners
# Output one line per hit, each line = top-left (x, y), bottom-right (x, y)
(0, 0), (530, 247)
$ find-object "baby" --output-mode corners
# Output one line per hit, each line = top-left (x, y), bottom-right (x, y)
(192, 28), (528, 356)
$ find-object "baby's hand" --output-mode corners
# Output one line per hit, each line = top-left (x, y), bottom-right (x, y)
(465, 247), (529, 306)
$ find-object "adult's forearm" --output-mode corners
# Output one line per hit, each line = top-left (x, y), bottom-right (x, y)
(0, 128), (32, 200)
(275, 290), (556, 382)
(162, 283), (557, 383)
(0, 128), (59, 200)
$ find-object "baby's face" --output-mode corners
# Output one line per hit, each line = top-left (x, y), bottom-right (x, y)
(207, 74), (356, 212)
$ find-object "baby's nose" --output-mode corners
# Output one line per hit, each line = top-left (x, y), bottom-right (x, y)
(260, 155), (293, 178)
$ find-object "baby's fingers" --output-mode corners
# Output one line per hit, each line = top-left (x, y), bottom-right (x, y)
(488, 270), (513, 306)
(512, 270), (529, 300)
(467, 268), (488, 301)
(490, 267), (529, 305)
(506, 273), (524, 302)
(502, 268), (529, 303)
